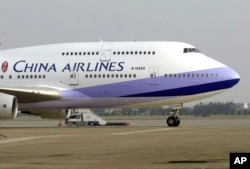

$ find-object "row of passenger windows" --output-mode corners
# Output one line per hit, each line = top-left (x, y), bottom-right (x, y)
(62, 51), (99, 56)
(0, 75), (46, 79)
(113, 51), (155, 55)
(164, 73), (218, 78)
(78, 74), (137, 79)
(0, 73), (218, 80)
(62, 51), (156, 56)
(0, 74), (137, 80)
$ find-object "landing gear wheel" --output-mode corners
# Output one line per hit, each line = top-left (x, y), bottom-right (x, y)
(166, 116), (180, 127)
(167, 116), (175, 127)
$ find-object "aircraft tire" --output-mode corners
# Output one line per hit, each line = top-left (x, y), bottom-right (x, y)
(167, 116), (176, 127)
(166, 116), (180, 127)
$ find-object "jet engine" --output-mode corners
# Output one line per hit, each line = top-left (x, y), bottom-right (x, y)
(0, 93), (18, 119)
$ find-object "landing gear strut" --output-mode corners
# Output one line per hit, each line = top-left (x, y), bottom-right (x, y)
(166, 104), (182, 127)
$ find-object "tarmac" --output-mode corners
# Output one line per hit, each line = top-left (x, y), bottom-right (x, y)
(0, 116), (250, 169)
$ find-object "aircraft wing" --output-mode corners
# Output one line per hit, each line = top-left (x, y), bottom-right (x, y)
(0, 86), (62, 103)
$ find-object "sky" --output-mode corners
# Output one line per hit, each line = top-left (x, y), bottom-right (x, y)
(0, 0), (249, 105)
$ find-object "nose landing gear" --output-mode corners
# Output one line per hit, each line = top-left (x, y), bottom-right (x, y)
(166, 104), (182, 127)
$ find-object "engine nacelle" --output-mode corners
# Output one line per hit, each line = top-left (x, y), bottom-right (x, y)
(29, 109), (71, 119)
(0, 93), (18, 119)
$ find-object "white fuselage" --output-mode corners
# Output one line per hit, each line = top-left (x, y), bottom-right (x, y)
(0, 41), (240, 111)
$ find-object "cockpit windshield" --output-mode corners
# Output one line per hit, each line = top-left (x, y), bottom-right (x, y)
(183, 48), (200, 53)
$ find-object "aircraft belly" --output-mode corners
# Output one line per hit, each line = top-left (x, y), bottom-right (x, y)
(18, 90), (225, 110)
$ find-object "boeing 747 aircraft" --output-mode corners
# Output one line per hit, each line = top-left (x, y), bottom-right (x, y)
(0, 41), (240, 127)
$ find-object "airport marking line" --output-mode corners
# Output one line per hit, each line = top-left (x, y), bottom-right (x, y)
(0, 135), (68, 144)
(112, 128), (174, 135)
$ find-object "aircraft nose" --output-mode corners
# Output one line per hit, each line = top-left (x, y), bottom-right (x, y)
(224, 66), (240, 88)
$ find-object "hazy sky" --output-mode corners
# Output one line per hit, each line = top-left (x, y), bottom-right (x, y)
(0, 0), (249, 105)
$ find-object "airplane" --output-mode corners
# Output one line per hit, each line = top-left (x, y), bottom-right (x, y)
(0, 41), (240, 127)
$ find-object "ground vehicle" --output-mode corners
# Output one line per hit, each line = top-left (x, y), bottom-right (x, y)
(65, 109), (106, 127)
(65, 114), (99, 126)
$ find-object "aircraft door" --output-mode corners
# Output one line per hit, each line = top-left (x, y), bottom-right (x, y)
(69, 72), (79, 86)
(100, 43), (112, 61)
(149, 67), (159, 85)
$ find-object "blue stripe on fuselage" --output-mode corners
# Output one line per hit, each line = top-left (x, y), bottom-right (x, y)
(121, 79), (239, 97)
(66, 67), (239, 98)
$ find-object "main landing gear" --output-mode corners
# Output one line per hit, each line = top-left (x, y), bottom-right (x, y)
(166, 104), (182, 127)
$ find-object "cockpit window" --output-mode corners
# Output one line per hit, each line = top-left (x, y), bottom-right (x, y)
(183, 48), (200, 53)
